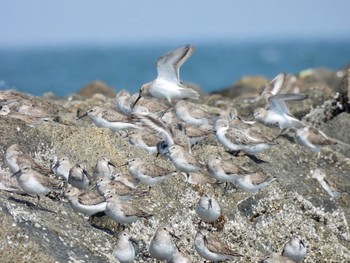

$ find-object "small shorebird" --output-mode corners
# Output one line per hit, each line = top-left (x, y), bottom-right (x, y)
(167, 145), (202, 175)
(311, 169), (341, 198)
(52, 156), (73, 181)
(127, 129), (161, 155)
(132, 45), (199, 109)
(105, 192), (153, 225)
(215, 118), (276, 156)
(149, 226), (179, 262)
(127, 158), (176, 188)
(174, 100), (212, 127)
(77, 106), (139, 132)
(68, 163), (91, 190)
(253, 93), (307, 131)
(93, 156), (116, 180)
(64, 186), (106, 216)
(194, 229), (243, 262)
(113, 231), (136, 263)
(259, 253), (296, 263)
(195, 194), (221, 224)
(206, 155), (252, 183)
(6, 143), (51, 175)
(96, 177), (147, 200)
(282, 235), (307, 262)
(295, 126), (337, 152)
(168, 248), (189, 263)
(12, 164), (63, 199)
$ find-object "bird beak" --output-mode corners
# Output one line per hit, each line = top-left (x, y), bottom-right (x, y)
(203, 235), (209, 246)
(116, 163), (128, 168)
(52, 161), (60, 170)
(169, 231), (180, 240)
(89, 184), (97, 191)
(208, 199), (212, 210)
(131, 93), (142, 108)
(76, 111), (88, 120)
(11, 169), (21, 178)
(108, 161), (116, 168)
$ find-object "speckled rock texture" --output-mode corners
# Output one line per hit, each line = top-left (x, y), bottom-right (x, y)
(0, 70), (350, 262)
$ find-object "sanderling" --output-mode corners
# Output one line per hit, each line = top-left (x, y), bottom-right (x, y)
(282, 235), (307, 262)
(132, 45), (199, 108)
(149, 226), (179, 262)
(174, 100), (212, 127)
(0, 105), (53, 127)
(115, 89), (133, 116)
(64, 186), (106, 216)
(127, 129), (161, 155)
(12, 164), (63, 199)
(178, 123), (213, 147)
(127, 158), (176, 187)
(183, 172), (217, 186)
(68, 163), (91, 190)
(6, 143), (51, 175)
(311, 169), (341, 198)
(96, 177), (147, 200)
(168, 248), (189, 263)
(215, 118), (276, 156)
(0, 90), (23, 105)
(0, 169), (25, 193)
(52, 156), (73, 181)
(195, 194), (221, 224)
(253, 93), (307, 130)
(93, 156), (116, 180)
(105, 192), (153, 225)
(259, 72), (287, 104)
(17, 99), (50, 118)
(113, 231), (136, 263)
(167, 145), (202, 174)
(206, 155), (251, 183)
(295, 126), (337, 152)
(259, 253), (296, 263)
(194, 229), (243, 262)
(77, 106), (139, 131)
(235, 173), (277, 193)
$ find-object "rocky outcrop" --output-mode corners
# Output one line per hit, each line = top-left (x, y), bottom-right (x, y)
(0, 70), (350, 262)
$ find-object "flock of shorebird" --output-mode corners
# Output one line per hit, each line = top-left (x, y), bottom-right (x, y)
(0, 44), (338, 262)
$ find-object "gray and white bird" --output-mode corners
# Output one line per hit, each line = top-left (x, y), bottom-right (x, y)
(195, 194), (221, 223)
(149, 226), (179, 262)
(113, 231), (136, 263)
(194, 229), (243, 262)
(282, 235), (307, 262)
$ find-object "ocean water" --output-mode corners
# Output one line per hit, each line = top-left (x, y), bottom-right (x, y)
(0, 40), (350, 97)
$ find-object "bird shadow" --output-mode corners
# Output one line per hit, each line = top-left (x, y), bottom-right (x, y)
(7, 196), (57, 213)
(247, 155), (269, 164)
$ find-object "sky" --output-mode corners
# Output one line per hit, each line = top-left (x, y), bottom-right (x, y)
(1, 0), (350, 47)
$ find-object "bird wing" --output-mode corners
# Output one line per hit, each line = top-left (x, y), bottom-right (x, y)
(143, 163), (174, 178)
(122, 203), (151, 218)
(266, 72), (286, 96)
(79, 193), (105, 206)
(226, 128), (265, 145)
(222, 161), (251, 175)
(156, 45), (195, 83)
(308, 128), (335, 145)
(36, 173), (63, 190)
(268, 93), (307, 114)
(207, 235), (242, 257)
(101, 109), (128, 122)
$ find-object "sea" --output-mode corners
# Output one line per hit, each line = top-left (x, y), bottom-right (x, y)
(1, 40), (350, 97)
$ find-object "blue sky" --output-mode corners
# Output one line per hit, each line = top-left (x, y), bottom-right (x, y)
(1, 0), (350, 47)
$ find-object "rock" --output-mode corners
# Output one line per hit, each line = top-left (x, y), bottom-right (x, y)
(0, 71), (350, 262)
(77, 80), (116, 99)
